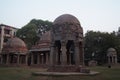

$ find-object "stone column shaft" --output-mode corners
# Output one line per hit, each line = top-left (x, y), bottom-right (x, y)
(55, 48), (58, 64)
(1, 55), (3, 64)
(115, 56), (117, 64)
(37, 53), (40, 64)
(31, 54), (33, 64)
(61, 41), (67, 65)
(108, 56), (110, 64)
(6, 54), (9, 64)
(112, 57), (114, 63)
(41, 53), (44, 64)
(50, 44), (55, 66)
(46, 53), (49, 65)
(17, 54), (20, 64)
(79, 45), (84, 65)
(69, 53), (71, 65)
(74, 42), (80, 66)
(25, 55), (28, 65)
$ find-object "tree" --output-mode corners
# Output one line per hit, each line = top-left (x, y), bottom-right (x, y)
(84, 31), (120, 65)
(16, 19), (52, 49)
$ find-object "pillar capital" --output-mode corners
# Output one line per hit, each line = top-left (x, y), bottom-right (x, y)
(61, 40), (66, 46)
(74, 41), (79, 47)
(51, 42), (55, 47)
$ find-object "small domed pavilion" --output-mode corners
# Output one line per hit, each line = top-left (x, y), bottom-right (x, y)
(48, 14), (84, 72)
(0, 37), (28, 66)
(107, 48), (117, 64)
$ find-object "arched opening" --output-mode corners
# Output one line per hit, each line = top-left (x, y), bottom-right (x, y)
(55, 40), (61, 65)
(66, 40), (75, 65)
(54, 40), (75, 65)
(110, 56), (112, 63)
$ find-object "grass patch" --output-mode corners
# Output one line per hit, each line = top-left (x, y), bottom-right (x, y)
(0, 66), (120, 80)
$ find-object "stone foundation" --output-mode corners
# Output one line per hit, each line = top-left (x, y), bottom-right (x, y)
(47, 65), (90, 73)
(0, 64), (28, 67)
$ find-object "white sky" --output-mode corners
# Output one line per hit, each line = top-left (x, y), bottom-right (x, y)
(0, 0), (120, 33)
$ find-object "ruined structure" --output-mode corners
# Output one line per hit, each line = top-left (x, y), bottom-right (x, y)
(0, 37), (28, 66)
(29, 31), (51, 67)
(107, 48), (117, 64)
(48, 14), (85, 72)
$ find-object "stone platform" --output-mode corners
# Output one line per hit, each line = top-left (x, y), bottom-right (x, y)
(32, 65), (99, 76)
(32, 71), (99, 76)
(47, 65), (90, 72)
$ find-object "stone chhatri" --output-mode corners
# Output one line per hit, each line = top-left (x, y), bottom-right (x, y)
(49, 14), (85, 72)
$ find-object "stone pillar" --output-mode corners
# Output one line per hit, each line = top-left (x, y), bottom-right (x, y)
(17, 54), (20, 64)
(41, 53), (44, 64)
(1, 55), (3, 64)
(31, 54), (33, 64)
(46, 53), (49, 65)
(55, 47), (58, 64)
(61, 41), (67, 65)
(50, 43), (55, 66)
(108, 56), (110, 64)
(58, 52), (61, 65)
(69, 53), (71, 65)
(6, 54), (9, 64)
(115, 56), (117, 64)
(112, 56), (114, 64)
(74, 42), (80, 66)
(37, 53), (40, 64)
(79, 43), (84, 65)
(25, 55), (28, 65)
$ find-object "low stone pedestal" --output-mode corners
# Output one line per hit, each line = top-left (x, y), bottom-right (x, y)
(47, 65), (90, 73)
(33, 65), (99, 76)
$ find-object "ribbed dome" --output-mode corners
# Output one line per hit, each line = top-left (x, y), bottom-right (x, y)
(31, 31), (51, 50)
(53, 14), (80, 25)
(3, 37), (28, 53)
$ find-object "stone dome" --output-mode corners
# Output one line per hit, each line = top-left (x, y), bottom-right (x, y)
(107, 48), (117, 56)
(53, 14), (80, 25)
(31, 31), (51, 51)
(2, 37), (28, 53)
(40, 31), (51, 41)
(52, 14), (83, 41)
(107, 48), (116, 52)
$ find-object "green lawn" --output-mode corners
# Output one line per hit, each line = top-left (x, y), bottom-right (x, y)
(0, 66), (120, 80)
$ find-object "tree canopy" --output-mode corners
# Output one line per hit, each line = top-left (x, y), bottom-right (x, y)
(16, 19), (52, 49)
(84, 30), (120, 65)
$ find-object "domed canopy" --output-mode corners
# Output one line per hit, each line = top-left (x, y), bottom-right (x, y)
(52, 14), (83, 41)
(31, 31), (51, 51)
(107, 48), (116, 52)
(107, 48), (117, 56)
(53, 14), (80, 25)
(2, 37), (28, 53)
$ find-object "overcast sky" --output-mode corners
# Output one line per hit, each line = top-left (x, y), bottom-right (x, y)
(0, 0), (120, 33)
